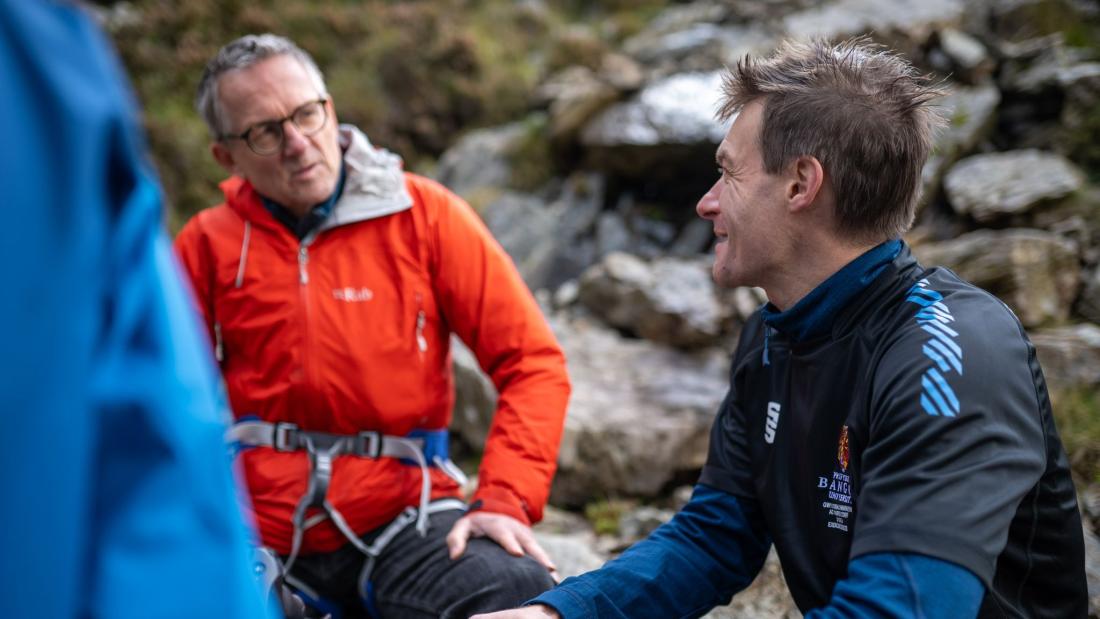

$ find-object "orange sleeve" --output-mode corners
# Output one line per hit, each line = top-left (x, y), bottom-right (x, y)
(413, 175), (571, 525)
(173, 212), (218, 351)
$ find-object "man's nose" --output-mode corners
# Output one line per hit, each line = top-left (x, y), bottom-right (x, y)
(281, 121), (309, 156)
(696, 180), (721, 219)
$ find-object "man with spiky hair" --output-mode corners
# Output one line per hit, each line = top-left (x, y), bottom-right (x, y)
(477, 38), (1086, 619)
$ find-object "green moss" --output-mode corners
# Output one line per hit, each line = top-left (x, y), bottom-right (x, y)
(1052, 387), (1100, 483)
(506, 114), (556, 192)
(584, 498), (635, 536)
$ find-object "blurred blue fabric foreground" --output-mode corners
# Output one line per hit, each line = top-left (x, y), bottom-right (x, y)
(0, 1), (271, 617)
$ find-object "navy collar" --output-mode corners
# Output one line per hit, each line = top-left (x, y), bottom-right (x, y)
(261, 161), (347, 240)
(760, 239), (903, 342)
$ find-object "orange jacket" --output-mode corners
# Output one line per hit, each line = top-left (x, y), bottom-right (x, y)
(174, 127), (570, 554)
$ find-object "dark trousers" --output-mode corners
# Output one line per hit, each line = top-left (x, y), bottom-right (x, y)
(289, 508), (554, 618)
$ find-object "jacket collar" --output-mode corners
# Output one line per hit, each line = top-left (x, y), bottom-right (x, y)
(221, 124), (412, 235)
(761, 239), (905, 343)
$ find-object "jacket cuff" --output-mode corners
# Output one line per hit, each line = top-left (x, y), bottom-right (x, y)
(469, 485), (532, 526)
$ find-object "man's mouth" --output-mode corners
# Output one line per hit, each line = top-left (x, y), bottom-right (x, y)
(291, 163), (318, 178)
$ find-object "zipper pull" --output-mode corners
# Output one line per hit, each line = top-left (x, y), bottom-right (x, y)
(298, 246), (309, 284)
(416, 310), (427, 353)
(415, 292), (427, 353)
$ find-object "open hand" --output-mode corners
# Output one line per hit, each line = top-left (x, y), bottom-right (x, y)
(446, 511), (558, 581)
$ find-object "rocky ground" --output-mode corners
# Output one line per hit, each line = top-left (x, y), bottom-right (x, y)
(439, 0), (1100, 615)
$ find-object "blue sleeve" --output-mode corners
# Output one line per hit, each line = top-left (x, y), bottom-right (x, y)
(805, 553), (983, 618)
(530, 485), (771, 619)
(0, 3), (270, 618)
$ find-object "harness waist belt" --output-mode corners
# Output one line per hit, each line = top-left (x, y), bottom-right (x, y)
(225, 420), (468, 576)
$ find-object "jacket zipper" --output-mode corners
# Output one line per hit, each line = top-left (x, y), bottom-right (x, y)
(298, 239), (314, 391)
(415, 292), (427, 358)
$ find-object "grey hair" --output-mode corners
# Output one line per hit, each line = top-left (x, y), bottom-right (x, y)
(196, 34), (328, 137)
(717, 37), (946, 242)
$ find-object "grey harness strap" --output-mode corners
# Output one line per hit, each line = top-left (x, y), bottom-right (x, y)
(226, 421), (466, 575)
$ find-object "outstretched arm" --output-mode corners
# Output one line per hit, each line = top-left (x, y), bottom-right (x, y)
(475, 484), (771, 619)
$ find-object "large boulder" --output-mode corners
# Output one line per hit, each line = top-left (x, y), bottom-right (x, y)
(920, 81), (1001, 205)
(581, 71), (730, 148)
(1076, 267), (1100, 324)
(912, 228), (1081, 328)
(943, 150), (1084, 223)
(450, 336), (497, 453)
(549, 312), (730, 507)
(479, 173), (605, 292)
(577, 252), (735, 349)
(782, 0), (965, 47)
(1031, 323), (1100, 393)
(434, 121), (527, 201)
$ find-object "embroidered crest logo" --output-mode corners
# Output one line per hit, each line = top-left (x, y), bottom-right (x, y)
(837, 425), (850, 472)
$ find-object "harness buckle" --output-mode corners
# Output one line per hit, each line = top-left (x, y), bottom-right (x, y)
(273, 422), (300, 452)
(355, 431), (382, 458)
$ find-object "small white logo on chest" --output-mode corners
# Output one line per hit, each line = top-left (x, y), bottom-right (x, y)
(333, 287), (374, 302)
(764, 401), (781, 444)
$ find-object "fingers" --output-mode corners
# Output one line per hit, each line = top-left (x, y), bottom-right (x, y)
(515, 528), (557, 573)
(488, 522), (526, 557)
(449, 512), (559, 577)
(446, 515), (471, 560)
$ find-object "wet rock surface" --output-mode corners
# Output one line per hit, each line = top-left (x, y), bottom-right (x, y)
(944, 150), (1085, 222)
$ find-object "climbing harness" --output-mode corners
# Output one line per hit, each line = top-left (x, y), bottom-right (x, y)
(227, 420), (469, 613)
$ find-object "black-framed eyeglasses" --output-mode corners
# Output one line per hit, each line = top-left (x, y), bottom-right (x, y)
(220, 98), (329, 155)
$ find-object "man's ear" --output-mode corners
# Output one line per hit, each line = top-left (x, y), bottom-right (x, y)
(786, 155), (826, 213)
(211, 141), (238, 175)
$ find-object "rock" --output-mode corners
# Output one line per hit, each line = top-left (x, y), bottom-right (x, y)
(482, 192), (562, 291)
(450, 336), (498, 453)
(670, 217), (716, 256)
(577, 253), (734, 348)
(704, 549), (799, 619)
(935, 28), (994, 83)
(434, 122), (526, 200)
(537, 66), (621, 144)
(479, 173), (606, 292)
(533, 506), (609, 578)
(913, 228), (1081, 327)
(1085, 525), (1100, 617)
(596, 212), (632, 258)
(944, 150), (1084, 223)
(920, 81), (1001, 206)
(554, 279), (581, 309)
(1076, 267), (1100, 324)
(783, 0), (965, 46)
(549, 313), (729, 506)
(1031, 323), (1100, 392)
(618, 506), (676, 545)
(581, 71), (731, 148)
(597, 53), (646, 93)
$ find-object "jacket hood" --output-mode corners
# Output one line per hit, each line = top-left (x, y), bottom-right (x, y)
(219, 124), (413, 231)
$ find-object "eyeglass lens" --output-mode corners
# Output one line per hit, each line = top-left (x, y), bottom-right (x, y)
(247, 100), (327, 154)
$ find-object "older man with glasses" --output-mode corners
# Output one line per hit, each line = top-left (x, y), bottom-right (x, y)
(174, 34), (571, 619)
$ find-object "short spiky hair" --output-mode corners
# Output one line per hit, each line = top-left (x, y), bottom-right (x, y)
(718, 37), (945, 242)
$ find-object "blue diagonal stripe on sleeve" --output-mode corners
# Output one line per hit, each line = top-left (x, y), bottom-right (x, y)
(920, 324), (963, 358)
(922, 343), (952, 374)
(927, 367), (960, 415)
(926, 338), (963, 374)
(907, 279), (964, 418)
(920, 393), (940, 417)
(921, 374), (955, 417)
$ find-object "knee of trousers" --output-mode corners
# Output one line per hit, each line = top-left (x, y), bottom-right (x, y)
(461, 539), (555, 600)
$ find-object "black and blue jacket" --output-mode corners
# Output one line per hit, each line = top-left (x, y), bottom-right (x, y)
(534, 242), (1086, 618)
